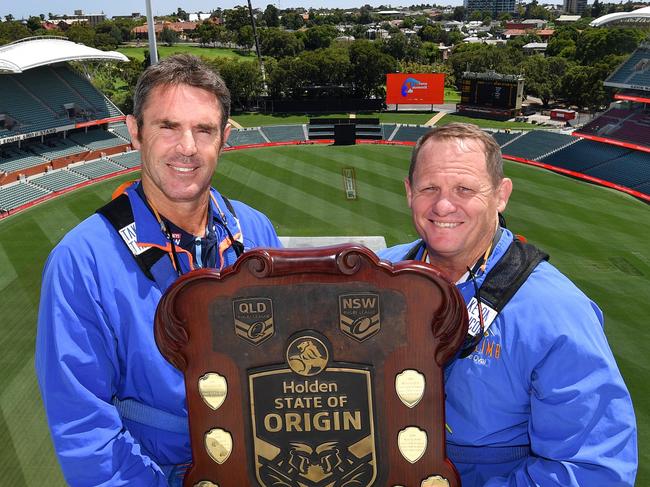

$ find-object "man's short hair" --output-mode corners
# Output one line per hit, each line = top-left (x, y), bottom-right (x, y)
(408, 123), (504, 188)
(132, 54), (231, 133)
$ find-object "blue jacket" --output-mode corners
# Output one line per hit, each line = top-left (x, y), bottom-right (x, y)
(379, 229), (637, 487)
(35, 184), (281, 486)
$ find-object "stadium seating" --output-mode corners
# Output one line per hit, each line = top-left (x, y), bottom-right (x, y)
(53, 66), (122, 119)
(70, 159), (123, 179)
(0, 67), (124, 138)
(391, 125), (430, 142)
(109, 122), (132, 142)
(30, 169), (88, 192)
(259, 125), (306, 142)
(226, 128), (266, 146)
(0, 181), (49, 211)
(0, 145), (47, 173)
(491, 131), (521, 147)
(28, 138), (87, 160)
(109, 151), (141, 169)
(381, 123), (398, 140)
(541, 139), (632, 172)
(0, 74), (60, 133)
(68, 129), (127, 151)
(19, 68), (95, 121)
(606, 48), (650, 85)
(585, 150), (650, 188)
(498, 130), (575, 160)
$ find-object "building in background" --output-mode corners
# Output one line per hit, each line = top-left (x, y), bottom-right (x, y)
(563, 0), (588, 15)
(464, 0), (516, 17)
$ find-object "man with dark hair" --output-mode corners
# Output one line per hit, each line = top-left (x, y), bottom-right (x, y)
(380, 123), (637, 486)
(36, 54), (281, 486)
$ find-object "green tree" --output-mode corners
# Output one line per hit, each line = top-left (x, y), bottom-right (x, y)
(302, 25), (338, 50)
(210, 58), (264, 110)
(66, 23), (96, 47)
(260, 28), (303, 58)
(160, 26), (179, 47)
(0, 21), (31, 44)
(225, 7), (251, 33)
(176, 8), (189, 21)
(349, 40), (397, 97)
(262, 4), (280, 27)
(453, 6), (466, 21)
(26, 16), (42, 31)
(358, 6), (374, 24)
(520, 55), (568, 106)
(575, 28), (643, 65)
(281, 12), (304, 30)
(236, 25), (255, 50)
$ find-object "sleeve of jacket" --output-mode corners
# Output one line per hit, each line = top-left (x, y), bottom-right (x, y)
(35, 239), (169, 487)
(484, 263), (638, 487)
(232, 200), (282, 249)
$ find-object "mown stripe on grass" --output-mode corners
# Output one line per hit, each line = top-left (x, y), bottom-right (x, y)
(1, 359), (65, 486)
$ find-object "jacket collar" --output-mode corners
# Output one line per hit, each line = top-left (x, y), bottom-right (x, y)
(126, 182), (229, 248)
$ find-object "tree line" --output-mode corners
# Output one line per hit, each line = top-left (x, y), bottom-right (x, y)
(0, 4), (647, 112)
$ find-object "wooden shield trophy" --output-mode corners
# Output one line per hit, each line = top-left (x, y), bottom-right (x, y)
(155, 244), (468, 487)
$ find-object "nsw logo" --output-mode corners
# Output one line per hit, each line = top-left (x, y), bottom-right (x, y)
(339, 293), (381, 342)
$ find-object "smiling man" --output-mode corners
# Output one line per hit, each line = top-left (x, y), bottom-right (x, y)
(379, 123), (637, 486)
(36, 55), (281, 486)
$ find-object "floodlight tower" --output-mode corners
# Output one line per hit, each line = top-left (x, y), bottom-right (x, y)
(145, 0), (159, 64)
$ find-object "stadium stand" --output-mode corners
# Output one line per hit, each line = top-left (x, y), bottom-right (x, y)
(53, 66), (122, 119)
(0, 181), (49, 211)
(69, 159), (124, 180)
(108, 150), (141, 169)
(585, 151), (650, 188)
(30, 169), (88, 192)
(28, 138), (87, 160)
(605, 47), (650, 85)
(226, 128), (266, 146)
(109, 122), (132, 142)
(490, 131), (521, 147)
(259, 124), (306, 142)
(68, 128), (127, 151)
(499, 130), (576, 160)
(0, 145), (47, 173)
(381, 123), (398, 140)
(391, 125), (430, 142)
(541, 139), (633, 172)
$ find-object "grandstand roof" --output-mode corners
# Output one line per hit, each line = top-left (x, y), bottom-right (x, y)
(0, 37), (128, 74)
(590, 6), (650, 27)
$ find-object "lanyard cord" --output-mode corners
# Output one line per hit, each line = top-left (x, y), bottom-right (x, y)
(148, 203), (185, 277)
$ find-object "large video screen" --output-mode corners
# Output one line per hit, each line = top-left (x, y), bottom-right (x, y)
(386, 73), (445, 105)
(461, 79), (519, 109)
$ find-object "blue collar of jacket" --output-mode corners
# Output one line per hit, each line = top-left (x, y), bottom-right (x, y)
(407, 229), (515, 303)
(125, 182), (236, 248)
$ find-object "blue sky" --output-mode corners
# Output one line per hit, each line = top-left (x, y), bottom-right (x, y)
(4, 1), (467, 20)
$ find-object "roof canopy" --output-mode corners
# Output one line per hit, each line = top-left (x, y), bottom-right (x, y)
(590, 6), (650, 27)
(0, 37), (128, 74)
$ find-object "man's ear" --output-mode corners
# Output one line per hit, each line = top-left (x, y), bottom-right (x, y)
(404, 177), (413, 209)
(220, 123), (231, 152)
(496, 177), (513, 213)
(125, 115), (141, 150)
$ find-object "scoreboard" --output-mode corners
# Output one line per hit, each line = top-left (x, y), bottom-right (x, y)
(461, 78), (523, 110)
(458, 71), (525, 119)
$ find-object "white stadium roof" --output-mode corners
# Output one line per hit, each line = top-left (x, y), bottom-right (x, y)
(0, 37), (128, 74)
(590, 6), (650, 27)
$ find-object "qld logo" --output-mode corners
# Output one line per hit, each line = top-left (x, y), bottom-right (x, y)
(401, 77), (429, 97)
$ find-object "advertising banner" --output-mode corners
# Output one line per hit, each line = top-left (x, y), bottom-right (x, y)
(386, 73), (445, 105)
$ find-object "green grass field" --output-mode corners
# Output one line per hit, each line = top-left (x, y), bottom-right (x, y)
(0, 145), (647, 485)
(117, 44), (254, 61)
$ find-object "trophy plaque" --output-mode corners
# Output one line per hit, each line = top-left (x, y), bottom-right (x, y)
(155, 244), (468, 487)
